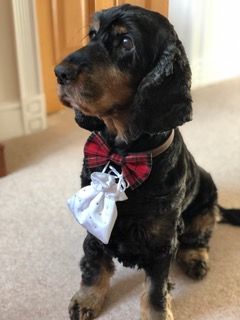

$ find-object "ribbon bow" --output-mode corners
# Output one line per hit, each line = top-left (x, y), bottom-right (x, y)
(84, 133), (152, 189)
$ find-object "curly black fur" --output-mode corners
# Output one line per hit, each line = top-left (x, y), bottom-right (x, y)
(55, 4), (240, 319)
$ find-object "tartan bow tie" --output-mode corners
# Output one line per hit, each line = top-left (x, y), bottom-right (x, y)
(84, 133), (152, 189)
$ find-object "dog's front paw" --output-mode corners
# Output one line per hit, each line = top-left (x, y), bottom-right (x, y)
(177, 248), (209, 280)
(68, 298), (93, 320)
(185, 258), (209, 280)
(68, 288), (105, 320)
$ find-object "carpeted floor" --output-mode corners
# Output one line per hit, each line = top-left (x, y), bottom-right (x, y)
(0, 78), (240, 320)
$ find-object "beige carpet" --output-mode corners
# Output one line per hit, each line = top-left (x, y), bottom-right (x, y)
(1, 78), (240, 320)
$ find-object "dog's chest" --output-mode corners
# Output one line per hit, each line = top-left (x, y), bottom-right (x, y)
(103, 204), (176, 268)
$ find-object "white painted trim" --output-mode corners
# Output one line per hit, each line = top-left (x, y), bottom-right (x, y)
(11, 0), (47, 135)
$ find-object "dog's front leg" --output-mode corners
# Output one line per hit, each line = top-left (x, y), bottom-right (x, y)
(69, 234), (114, 320)
(141, 255), (174, 320)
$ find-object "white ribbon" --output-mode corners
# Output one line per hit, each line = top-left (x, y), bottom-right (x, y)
(67, 164), (128, 244)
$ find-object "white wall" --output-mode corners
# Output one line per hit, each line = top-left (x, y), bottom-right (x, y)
(169, 0), (240, 88)
(0, 0), (46, 141)
(0, 0), (24, 140)
(0, 0), (20, 104)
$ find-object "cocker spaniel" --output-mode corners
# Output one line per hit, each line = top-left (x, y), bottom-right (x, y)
(55, 4), (240, 320)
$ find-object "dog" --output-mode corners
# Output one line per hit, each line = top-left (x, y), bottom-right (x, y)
(54, 4), (240, 320)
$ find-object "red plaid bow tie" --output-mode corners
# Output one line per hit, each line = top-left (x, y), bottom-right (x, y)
(84, 133), (152, 189)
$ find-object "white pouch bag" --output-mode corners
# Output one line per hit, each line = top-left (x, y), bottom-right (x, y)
(67, 166), (128, 244)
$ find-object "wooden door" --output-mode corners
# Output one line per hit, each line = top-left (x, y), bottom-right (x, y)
(36, 0), (168, 113)
(36, 0), (93, 113)
(96, 0), (168, 15)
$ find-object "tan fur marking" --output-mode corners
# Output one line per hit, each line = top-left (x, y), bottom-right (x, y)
(184, 207), (217, 234)
(102, 117), (117, 135)
(114, 25), (128, 34)
(178, 247), (209, 265)
(68, 65), (133, 140)
(69, 267), (114, 319)
(77, 67), (132, 110)
(140, 279), (174, 320)
(95, 67), (133, 115)
(150, 219), (175, 237)
(177, 247), (210, 279)
(102, 109), (130, 141)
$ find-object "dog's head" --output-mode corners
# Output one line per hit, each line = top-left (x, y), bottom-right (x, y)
(55, 4), (192, 141)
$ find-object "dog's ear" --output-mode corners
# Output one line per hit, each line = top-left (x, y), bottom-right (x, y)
(132, 31), (192, 135)
(74, 110), (106, 132)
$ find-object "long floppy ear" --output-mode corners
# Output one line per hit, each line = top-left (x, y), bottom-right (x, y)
(132, 33), (192, 135)
(74, 110), (105, 132)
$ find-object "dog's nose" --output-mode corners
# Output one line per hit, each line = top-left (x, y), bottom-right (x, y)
(54, 63), (78, 85)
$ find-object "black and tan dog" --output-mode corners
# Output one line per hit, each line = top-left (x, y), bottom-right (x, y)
(55, 4), (240, 320)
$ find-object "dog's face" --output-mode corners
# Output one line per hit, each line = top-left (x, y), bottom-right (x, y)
(55, 4), (192, 141)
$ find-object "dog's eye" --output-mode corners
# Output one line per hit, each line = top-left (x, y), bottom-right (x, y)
(121, 36), (133, 50)
(89, 30), (97, 40)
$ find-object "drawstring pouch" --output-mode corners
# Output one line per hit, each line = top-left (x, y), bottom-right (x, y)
(67, 162), (128, 244)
